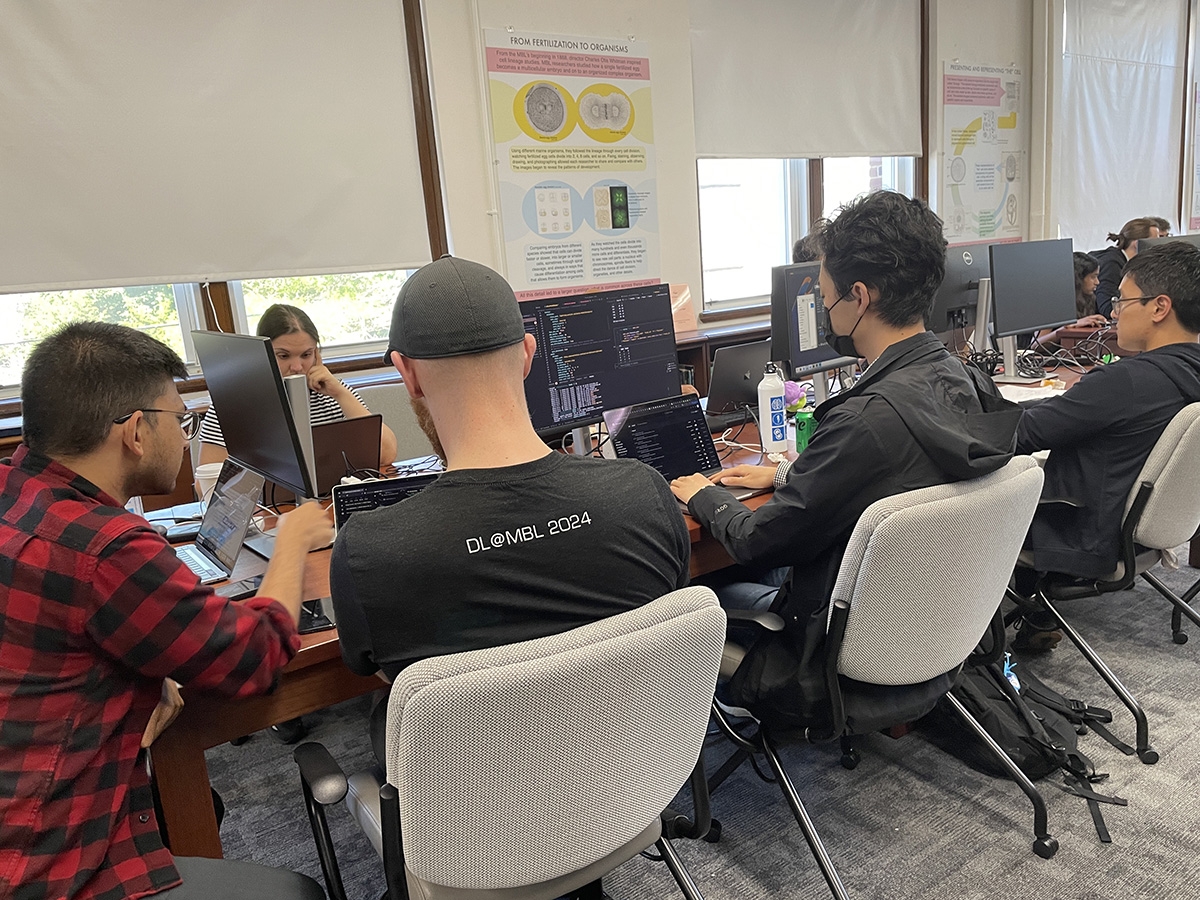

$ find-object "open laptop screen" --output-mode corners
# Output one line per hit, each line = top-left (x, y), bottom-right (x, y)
(331, 473), (440, 532)
(194, 458), (266, 572)
(603, 394), (722, 480)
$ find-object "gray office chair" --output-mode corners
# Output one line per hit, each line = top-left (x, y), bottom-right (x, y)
(355, 382), (436, 462)
(294, 587), (725, 900)
(707, 457), (1050, 900)
(1009, 401), (1200, 765)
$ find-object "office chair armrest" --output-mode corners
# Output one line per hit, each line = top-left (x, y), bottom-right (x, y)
(1037, 496), (1083, 509)
(724, 609), (786, 632)
(294, 741), (349, 805)
(293, 742), (351, 900)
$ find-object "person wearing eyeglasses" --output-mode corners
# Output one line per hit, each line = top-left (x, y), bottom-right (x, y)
(1011, 242), (1200, 651)
(0, 322), (333, 900)
(197, 303), (398, 474)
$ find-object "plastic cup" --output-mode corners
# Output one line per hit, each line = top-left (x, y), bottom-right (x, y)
(194, 462), (224, 507)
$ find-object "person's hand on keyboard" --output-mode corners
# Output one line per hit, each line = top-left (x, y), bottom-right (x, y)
(709, 464), (777, 490)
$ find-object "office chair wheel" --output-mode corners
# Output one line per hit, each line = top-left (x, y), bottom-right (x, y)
(1032, 836), (1059, 859)
(839, 749), (860, 770)
(704, 819), (723, 843)
(1173, 631), (1188, 644)
(1138, 747), (1160, 765)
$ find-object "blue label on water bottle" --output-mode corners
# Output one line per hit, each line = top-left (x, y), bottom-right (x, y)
(772, 426), (786, 442)
(771, 411), (785, 427)
(770, 397), (784, 411)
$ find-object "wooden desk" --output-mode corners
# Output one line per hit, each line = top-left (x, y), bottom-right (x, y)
(1056, 326), (1136, 358)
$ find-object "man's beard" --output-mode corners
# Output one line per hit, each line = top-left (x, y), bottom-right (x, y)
(409, 396), (446, 462)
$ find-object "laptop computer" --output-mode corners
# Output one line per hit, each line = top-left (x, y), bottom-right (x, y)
(602, 394), (769, 502)
(175, 458), (266, 584)
(330, 472), (441, 532)
(703, 339), (773, 432)
(310, 414), (384, 497)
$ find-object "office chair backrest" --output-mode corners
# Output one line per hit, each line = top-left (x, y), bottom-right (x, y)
(385, 587), (725, 892)
(831, 457), (1043, 686)
(1125, 402), (1200, 551)
(354, 382), (433, 461)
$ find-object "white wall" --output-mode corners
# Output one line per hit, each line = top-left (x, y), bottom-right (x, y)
(423, 0), (703, 310)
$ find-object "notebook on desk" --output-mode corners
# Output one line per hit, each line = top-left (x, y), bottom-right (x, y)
(602, 394), (768, 503)
(175, 458), (265, 584)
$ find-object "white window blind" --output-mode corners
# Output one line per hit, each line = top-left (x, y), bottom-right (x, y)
(0, 1), (431, 293)
(688, 0), (922, 159)
(1055, 0), (1187, 252)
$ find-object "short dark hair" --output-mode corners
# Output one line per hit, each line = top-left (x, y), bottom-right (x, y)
(22, 322), (187, 457)
(257, 304), (320, 343)
(1121, 242), (1200, 332)
(1149, 216), (1171, 236)
(816, 191), (947, 327)
(792, 229), (822, 264)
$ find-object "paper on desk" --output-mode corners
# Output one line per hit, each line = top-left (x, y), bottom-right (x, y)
(997, 384), (1065, 403)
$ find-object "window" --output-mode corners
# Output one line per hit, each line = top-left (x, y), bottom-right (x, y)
(697, 157), (918, 309)
(822, 157), (917, 219)
(0, 283), (203, 393)
(697, 159), (806, 308)
(230, 270), (413, 358)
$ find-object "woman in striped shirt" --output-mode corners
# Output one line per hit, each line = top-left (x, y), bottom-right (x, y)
(197, 304), (398, 471)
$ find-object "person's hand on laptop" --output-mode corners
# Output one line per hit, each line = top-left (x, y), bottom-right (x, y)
(709, 464), (777, 490)
(670, 472), (716, 504)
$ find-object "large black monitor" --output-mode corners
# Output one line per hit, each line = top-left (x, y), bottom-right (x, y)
(521, 284), (680, 434)
(192, 331), (315, 497)
(769, 263), (857, 376)
(989, 239), (1077, 338)
(928, 243), (988, 332)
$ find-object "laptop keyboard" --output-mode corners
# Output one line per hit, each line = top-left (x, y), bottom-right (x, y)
(175, 544), (226, 584)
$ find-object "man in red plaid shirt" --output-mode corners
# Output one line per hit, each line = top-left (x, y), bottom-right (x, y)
(0, 323), (332, 900)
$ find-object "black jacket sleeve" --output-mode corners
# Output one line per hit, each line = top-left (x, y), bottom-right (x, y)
(686, 405), (890, 570)
(1015, 364), (1133, 454)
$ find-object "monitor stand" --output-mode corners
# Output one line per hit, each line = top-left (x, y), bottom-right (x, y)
(994, 335), (1044, 384)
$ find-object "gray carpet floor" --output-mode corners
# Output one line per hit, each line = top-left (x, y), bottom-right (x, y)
(207, 552), (1200, 899)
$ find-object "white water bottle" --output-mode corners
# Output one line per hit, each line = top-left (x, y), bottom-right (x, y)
(757, 362), (788, 452)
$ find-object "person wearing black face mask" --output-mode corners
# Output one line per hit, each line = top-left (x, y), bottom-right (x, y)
(670, 191), (1021, 731)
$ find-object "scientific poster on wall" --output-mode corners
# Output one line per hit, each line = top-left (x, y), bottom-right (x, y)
(483, 29), (660, 299)
(941, 62), (1025, 246)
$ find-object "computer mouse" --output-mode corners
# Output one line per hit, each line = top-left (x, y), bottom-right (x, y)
(150, 522), (169, 538)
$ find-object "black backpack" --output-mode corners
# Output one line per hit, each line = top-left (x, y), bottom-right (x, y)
(920, 658), (1127, 841)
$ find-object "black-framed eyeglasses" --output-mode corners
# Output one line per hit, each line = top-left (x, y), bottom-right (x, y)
(113, 409), (204, 439)
(1110, 295), (1157, 315)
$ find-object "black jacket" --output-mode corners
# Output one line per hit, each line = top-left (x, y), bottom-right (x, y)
(688, 331), (1020, 730)
(1017, 342), (1200, 578)
(1091, 245), (1128, 319)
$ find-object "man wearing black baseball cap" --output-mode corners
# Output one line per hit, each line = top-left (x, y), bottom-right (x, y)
(330, 256), (690, 763)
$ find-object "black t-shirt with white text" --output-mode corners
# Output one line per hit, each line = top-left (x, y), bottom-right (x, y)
(330, 452), (690, 679)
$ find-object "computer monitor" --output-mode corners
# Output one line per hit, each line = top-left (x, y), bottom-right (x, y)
(769, 263), (858, 377)
(521, 283), (680, 434)
(988, 239), (1077, 339)
(1139, 233), (1200, 252)
(192, 331), (315, 498)
(928, 244), (988, 332)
